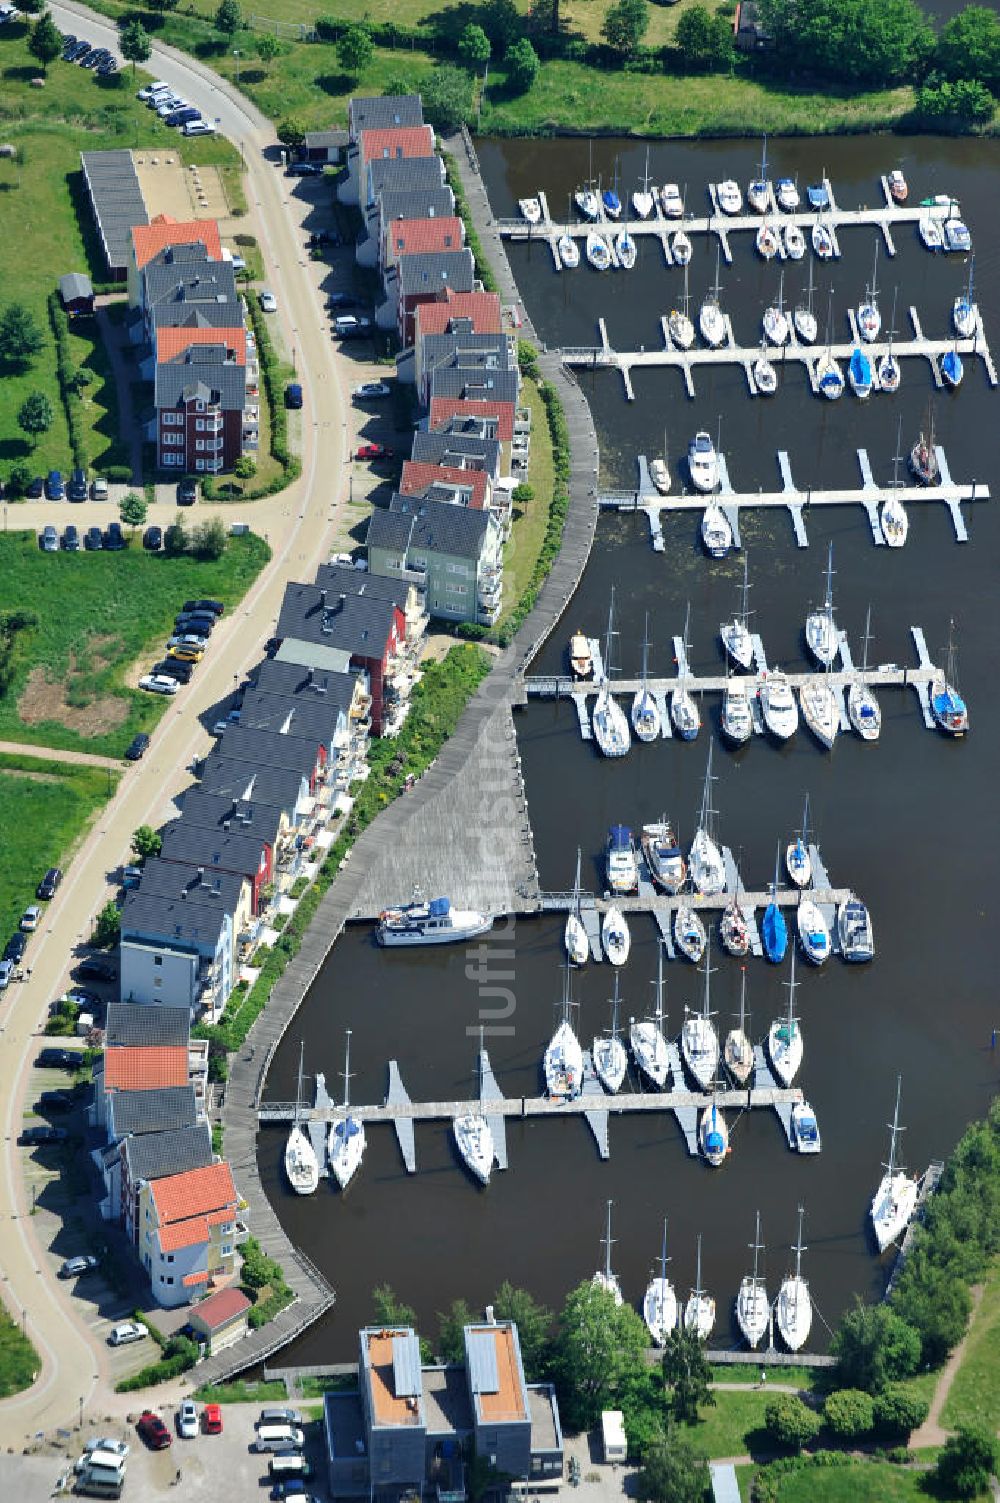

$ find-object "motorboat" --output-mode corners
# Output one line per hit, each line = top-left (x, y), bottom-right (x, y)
(941, 348), (964, 389)
(602, 187), (622, 220)
(518, 197), (542, 224)
(756, 222), (779, 260)
(585, 231), (611, 271)
(812, 221), (834, 260)
(762, 850), (788, 964)
(953, 255), (977, 338)
(593, 589), (631, 756)
(593, 973), (628, 1093)
(602, 905), (631, 966)
(630, 947), (670, 1089)
(716, 179), (741, 215)
(792, 1101), (821, 1153)
(632, 615), (662, 742)
(816, 350), (844, 400)
(878, 351), (901, 393)
(768, 954), (803, 1084)
(641, 818), (687, 894)
(701, 502), (732, 558)
(688, 431), (719, 492)
(786, 794), (812, 889)
(720, 680), (753, 747)
(570, 631), (594, 678)
(848, 346), (873, 399)
(544, 969), (583, 1099)
(737, 1212), (770, 1349)
(804, 542), (838, 666)
(661, 182), (684, 218)
(919, 213), (943, 251)
(285, 1043), (319, 1196)
(689, 742), (725, 895)
(682, 946), (720, 1088)
(606, 824), (639, 895)
(699, 1098), (729, 1168)
(920, 192), (958, 211)
(329, 1031), (366, 1191)
(909, 417), (939, 485)
(616, 227), (637, 269)
(649, 457), (671, 494)
(453, 1109), (495, 1186)
(592, 1200), (623, 1305)
(777, 1208), (812, 1352)
(674, 905), (706, 965)
(784, 223), (806, 260)
(807, 182), (830, 210)
(724, 966), (753, 1080)
(565, 848), (589, 966)
(857, 242), (881, 342)
(796, 895), (831, 966)
(379, 893), (492, 946)
(557, 234), (580, 269)
(887, 168), (907, 203)
(720, 554), (754, 671)
(575, 187), (600, 220)
(799, 676), (840, 749)
(930, 620), (968, 736)
(671, 229), (692, 265)
(943, 217), (971, 253)
(683, 1235), (715, 1340)
(776, 176), (799, 211)
(871, 1078), (919, 1253)
(643, 1219), (677, 1346)
(668, 307), (695, 349)
(758, 670), (799, 741)
(754, 351), (777, 395)
(837, 893), (874, 962)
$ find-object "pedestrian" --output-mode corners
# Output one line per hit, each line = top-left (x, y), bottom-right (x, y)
(760, 1368), (767, 1388)
(992, 1027), (997, 1051)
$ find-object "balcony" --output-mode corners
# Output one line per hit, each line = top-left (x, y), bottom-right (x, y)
(477, 600), (502, 627)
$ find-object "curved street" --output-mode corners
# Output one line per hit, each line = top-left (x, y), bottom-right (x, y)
(0, 2), (354, 1443)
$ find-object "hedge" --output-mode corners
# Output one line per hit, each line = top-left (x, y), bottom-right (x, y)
(115, 1334), (199, 1392)
(241, 296), (302, 494)
(47, 291), (87, 469)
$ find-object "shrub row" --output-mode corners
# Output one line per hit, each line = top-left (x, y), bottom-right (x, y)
(242, 295), (301, 494)
(114, 1334), (199, 1392)
(441, 152), (500, 297)
(47, 291), (88, 469)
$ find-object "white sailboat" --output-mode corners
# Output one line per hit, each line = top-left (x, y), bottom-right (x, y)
(720, 553), (754, 671)
(592, 1199), (623, 1305)
(784, 223), (806, 259)
(878, 286), (901, 393)
(565, 848), (589, 965)
(759, 668), (799, 741)
(544, 967), (584, 1100)
(777, 1207), (813, 1352)
(284, 1041), (320, 1196)
(699, 1089), (729, 1168)
(724, 965), (753, 1084)
(763, 270), (790, 346)
(632, 148), (655, 220)
(737, 1212), (770, 1349)
(785, 793), (812, 889)
(804, 542), (839, 666)
(953, 254), (978, 338)
(616, 225), (637, 270)
(815, 288), (844, 400)
(699, 247), (726, 348)
(631, 614), (662, 742)
(797, 894), (831, 966)
(683, 1234), (716, 1340)
(674, 903), (707, 965)
(602, 905), (631, 966)
(719, 877), (751, 957)
(756, 222), (779, 260)
(668, 293), (695, 350)
(629, 945), (670, 1090)
(848, 606), (882, 741)
(671, 603), (701, 741)
(585, 231), (611, 271)
(881, 417), (908, 550)
(857, 241), (881, 342)
(799, 666), (840, 750)
(328, 1029), (366, 1191)
(689, 741), (726, 896)
(871, 1076), (919, 1253)
(643, 1218), (677, 1346)
(641, 817), (687, 894)
(793, 261), (818, 344)
(812, 215), (834, 260)
(754, 346), (778, 396)
(681, 941), (720, 1089)
(557, 234), (580, 269)
(453, 1034), (495, 1186)
(593, 972), (628, 1094)
(748, 136), (770, 213)
(767, 953), (803, 1086)
(592, 587), (631, 758)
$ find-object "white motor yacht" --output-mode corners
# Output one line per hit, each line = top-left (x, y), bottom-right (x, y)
(661, 182), (684, 218)
(871, 1077), (919, 1253)
(593, 973), (628, 1093)
(792, 1100), (822, 1153)
(797, 896), (831, 965)
(378, 893), (492, 946)
(717, 179), (742, 214)
(720, 680), (753, 746)
(570, 631), (594, 678)
(602, 906), (631, 966)
(683, 1236), (716, 1339)
(838, 893), (874, 963)
(453, 1111), (495, 1186)
(777, 1209), (812, 1352)
(848, 679), (881, 740)
(724, 967), (753, 1081)
(918, 213), (943, 251)
(759, 671), (799, 740)
(776, 176), (799, 211)
(606, 824), (639, 895)
(557, 234), (580, 269)
(518, 197), (541, 224)
(737, 1212), (770, 1349)
(701, 502), (732, 558)
(649, 457), (671, 494)
(643, 1219), (678, 1346)
(641, 819), (687, 894)
(674, 904), (707, 965)
(799, 677), (840, 750)
(688, 431), (719, 492)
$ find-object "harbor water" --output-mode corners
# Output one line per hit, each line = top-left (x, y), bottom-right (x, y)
(260, 134), (1000, 1362)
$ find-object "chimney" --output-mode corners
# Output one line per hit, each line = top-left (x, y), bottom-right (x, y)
(319, 588), (327, 609)
(338, 593), (347, 612)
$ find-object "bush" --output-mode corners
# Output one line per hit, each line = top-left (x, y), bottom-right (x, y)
(933, 1426), (999, 1499)
(46, 292), (87, 468)
(92, 899), (121, 948)
(115, 1334), (199, 1391)
(872, 1385), (929, 1438)
(512, 482), (534, 503)
(103, 464), (132, 483)
(504, 37), (540, 93)
(6, 464), (31, 499)
(764, 1394), (821, 1450)
(823, 1388), (874, 1440)
(517, 339), (539, 378)
(164, 517), (189, 557)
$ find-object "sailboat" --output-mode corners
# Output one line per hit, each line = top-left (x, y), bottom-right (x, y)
(720, 554), (754, 671)
(615, 224), (637, 270)
(699, 1089), (729, 1169)
(592, 588), (631, 757)
(857, 241), (881, 342)
(804, 543), (839, 667)
(763, 270), (790, 346)
(953, 254), (978, 338)
(689, 742), (726, 896)
(838, 892), (874, 963)
(759, 668), (799, 741)
(909, 406), (939, 486)
(671, 603), (701, 741)
(669, 266), (695, 349)
(673, 903), (707, 965)
(737, 1212), (770, 1349)
(794, 263), (818, 344)
(557, 233), (580, 269)
(701, 500), (733, 558)
(748, 135), (771, 213)
(672, 228), (692, 265)
(720, 673), (753, 748)
(881, 420), (908, 548)
(941, 345), (964, 390)
(797, 893), (831, 965)
(785, 794), (812, 889)
(284, 1041), (320, 1195)
(871, 1077), (919, 1253)
(777, 1207), (813, 1352)
(816, 289), (844, 397)
(565, 849), (589, 966)
(848, 606), (882, 740)
(630, 946), (670, 1090)
(631, 614), (662, 741)
(632, 147), (655, 220)
(849, 345), (874, 400)
(799, 662), (840, 750)
(593, 972), (628, 1094)
(877, 286), (901, 393)
(453, 1033), (496, 1186)
(585, 231), (611, 271)
(575, 149), (601, 220)
(756, 222), (779, 260)
(724, 966), (754, 1084)
(811, 215), (834, 260)
(767, 950), (803, 1085)
(641, 817), (687, 894)
(784, 223), (806, 260)
(683, 1235), (716, 1339)
(753, 345), (778, 396)
(607, 825), (639, 894)
(602, 176), (622, 220)
(602, 905), (631, 966)
(592, 1199), (623, 1304)
(929, 619), (969, 736)
(544, 966), (584, 1100)
(328, 1029), (366, 1191)
(643, 1218), (677, 1346)
(650, 431), (671, 493)
(681, 941), (720, 1089)
(720, 872), (751, 956)
(762, 847), (788, 964)
(699, 248), (726, 348)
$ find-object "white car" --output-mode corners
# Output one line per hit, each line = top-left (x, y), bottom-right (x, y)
(178, 1401), (199, 1439)
(21, 905), (41, 932)
(259, 290), (277, 313)
(353, 381), (391, 400)
(108, 1321), (147, 1347)
(139, 675), (179, 696)
(157, 98), (185, 117)
(83, 1438), (130, 1459)
(138, 80), (170, 99)
(183, 120), (217, 136)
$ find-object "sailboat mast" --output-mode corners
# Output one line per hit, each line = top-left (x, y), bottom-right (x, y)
(886, 1075), (905, 1176)
(610, 972), (620, 1039)
(751, 1210), (762, 1286)
(694, 1233), (703, 1297)
(793, 1205), (805, 1280)
(295, 1039), (305, 1124)
(660, 1218), (668, 1283)
(739, 965), (747, 1033)
(604, 1199), (614, 1282)
(342, 1028), (352, 1110)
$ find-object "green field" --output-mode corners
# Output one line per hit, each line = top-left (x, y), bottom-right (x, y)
(0, 26), (243, 480)
(0, 752), (117, 937)
(769, 1461), (930, 1502)
(941, 1256), (1000, 1434)
(0, 1306), (39, 1398)
(0, 531), (270, 756)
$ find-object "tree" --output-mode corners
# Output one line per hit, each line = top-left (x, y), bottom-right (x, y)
(764, 1394), (821, 1451)
(890, 1247), (972, 1365)
(756, 0), (933, 86)
(437, 1298), (474, 1363)
(661, 1326), (714, 1425)
(492, 1282), (551, 1379)
(831, 1301), (921, 1393)
(372, 1283), (418, 1326)
(934, 1426), (999, 1500)
(527, 0), (561, 39)
(602, 0), (648, 59)
(93, 899), (121, 948)
(16, 390), (53, 449)
(504, 37), (540, 95)
(551, 1280), (648, 1431)
(421, 65), (475, 132)
(119, 491), (148, 531)
(215, 0), (242, 36)
(6, 464), (32, 499)
(458, 22), (491, 70)
(255, 31), (280, 68)
(337, 25), (374, 77)
(119, 18), (151, 75)
(937, 6), (1000, 91)
(132, 825), (162, 861)
(233, 455), (257, 479)
(675, 4), (732, 70)
(822, 1388), (874, 1440)
(0, 302), (44, 367)
(192, 516), (227, 560)
(872, 1385), (929, 1439)
(277, 117), (306, 148)
(147, 0), (181, 11)
(27, 10), (63, 72)
(163, 517), (189, 557)
(480, 0), (520, 53)
(18, 0), (44, 13)
(636, 1424), (709, 1503)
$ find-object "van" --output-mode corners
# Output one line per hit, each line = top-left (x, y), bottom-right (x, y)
(254, 1424), (305, 1453)
(259, 1407), (304, 1427)
(75, 1463), (124, 1498)
(269, 1455), (313, 1479)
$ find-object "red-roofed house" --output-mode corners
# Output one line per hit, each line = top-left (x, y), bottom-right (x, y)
(155, 326), (247, 365)
(92, 1043), (209, 1130)
(140, 1161), (240, 1307)
(127, 215), (222, 305)
(430, 397), (516, 444)
(382, 216), (464, 273)
(341, 124), (436, 206)
(414, 290), (503, 341)
(188, 1286), (252, 1353)
(400, 460), (490, 511)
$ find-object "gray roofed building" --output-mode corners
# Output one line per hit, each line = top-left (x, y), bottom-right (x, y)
(348, 94), (424, 141)
(432, 412), (500, 440)
(146, 240), (215, 269)
(313, 563), (413, 612)
(205, 724), (324, 780)
(365, 157), (446, 209)
(154, 350), (247, 413)
(370, 493), (491, 561)
(303, 127), (348, 157)
(237, 690), (348, 748)
(374, 189), (455, 227)
(429, 367), (519, 406)
(397, 250), (476, 300)
(250, 656), (359, 713)
(107, 1085), (199, 1140)
(199, 756), (309, 812)
(122, 1122), (213, 1184)
(176, 787), (286, 850)
(158, 821), (272, 883)
(366, 507), (415, 556)
(143, 258), (239, 325)
(420, 332), (514, 370)
(152, 301), (245, 333)
(410, 430), (501, 478)
(129, 857), (248, 912)
(59, 272), (94, 308)
(105, 1000), (191, 1049)
(276, 581), (400, 664)
(120, 891), (227, 953)
(81, 150), (149, 278)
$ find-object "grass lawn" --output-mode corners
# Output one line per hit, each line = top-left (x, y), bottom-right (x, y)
(0, 27), (244, 481)
(763, 1458), (990, 1502)
(0, 1306), (39, 1398)
(193, 1377), (287, 1402)
(497, 376), (552, 633)
(710, 1365), (823, 1390)
(0, 752), (117, 938)
(0, 531), (270, 756)
(686, 1389), (773, 1459)
(941, 1257), (1000, 1434)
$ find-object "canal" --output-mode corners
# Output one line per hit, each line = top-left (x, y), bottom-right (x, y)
(260, 133), (1000, 1361)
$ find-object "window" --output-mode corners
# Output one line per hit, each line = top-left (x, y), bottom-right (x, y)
(153, 977), (162, 989)
(162, 432), (183, 447)
(196, 460), (205, 472)
(447, 582), (467, 596)
(166, 1254), (174, 1264)
(196, 440), (206, 452)
(196, 419), (206, 432)
(222, 1243), (232, 1256)
(446, 562), (470, 576)
(196, 400), (205, 412)
(162, 412), (182, 426)
(154, 955), (163, 967)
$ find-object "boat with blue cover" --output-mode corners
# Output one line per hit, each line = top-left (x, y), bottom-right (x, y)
(848, 346), (873, 399)
(941, 348), (964, 389)
(807, 182), (829, 209)
(930, 621), (968, 737)
(762, 849), (788, 963)
(378, 892), (492, 946)
(602, 187), (621, 220)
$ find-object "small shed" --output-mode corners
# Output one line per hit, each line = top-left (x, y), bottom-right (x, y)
(59, 272), (95, 317)
(600, 1410), (627, 1464)
(303, 128), (348, 164)
(187, 1285), (252, 1354)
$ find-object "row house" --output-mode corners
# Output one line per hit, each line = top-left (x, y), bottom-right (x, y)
(417, 330), (516, 409)
(119, 862), (251, 1018)
(275, 580), (407, 737)
(139, 1161), (240, 1308)
(381, 249), (478, 346)
(158, 820), (273, 916)
(383, 215), (464, 276)
(358, 187), (456, 270)
(407, 289), (504, 393)
(341, 122), (436, 208)
(127, 214), (223, 308)
(410, 429), (502, 482)
(400, 460), (491, 511)
(138, 244), (238, 344)
(347, 93), (424, 141)
(367, 493), (504, 628)
(429, 396), (516, 444)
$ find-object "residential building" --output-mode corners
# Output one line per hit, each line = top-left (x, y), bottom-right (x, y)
(409, 293), (504, 392)
(199, 758), (314, 828)
(128, 214), (223, 309)
(59, 272), (94, 317)
(429, 397), (516, 444)
(383, 216), (465, 275)
(363, 157), (448, 215)
(91, 1044), (189, 1132)
(429, 367), (519, 411)
(400, 461), (490, 511)
(382, 249), (477, 344)
(409, 430), (502, 483)
(158, 821), (273, 916)
(141, 252), (239, 340)
(175, 787), (290, 857)
(139, 1160), (239, 1307)
(733, 0), (773, 51)
(347, 94), (424, 142)
(104, 999), (191, 1050)
(342, 123), (436, 208)
(80, 149), (148, 281)
(359, 188), (455, 269)
(416, 331), (515, 408)
(275, 580), (407, 736)
(153, 343), (249, 474)
(119, 862), (251, 1018)
(187, 1286), (253, 1353)
(207, 723), (328, 791)
(367, 493), (503, 627)
(97, 1120), (213, 1241)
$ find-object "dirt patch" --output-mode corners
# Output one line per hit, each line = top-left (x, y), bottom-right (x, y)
(19, 667), (129, 736)
(135, 157), (232, 223)
(0, 767), (61, 784)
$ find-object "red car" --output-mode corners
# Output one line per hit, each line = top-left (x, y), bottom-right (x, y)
(355, 443), (393, 461)
(203, 1403), (223, 1434)
(137, 1410), (172, 1449)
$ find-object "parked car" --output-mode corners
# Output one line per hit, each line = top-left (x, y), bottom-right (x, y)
(39, 1089), (76, 1113)
(61, 33), (78, 57)
(27, 476), (44, 499)
(167, 645), (204, 664)
(45, 470), (64, 500)
(183, 120), (217, 137)
(64, 987), (99, 1011)
(353, 381), (391, 400)
(334, 316), (373, 340)
(175, 610), (215, 631)
(124, 733), (150, 762)
(183, 598), (224, 616)
(152, 659), (192, 684)
(157, 97), (185, 117)
(139, 674), (180, 694)
(326, 293), (361, 310)
(20, 1125), (68, 1145)
(202, 1403), (222, 1434)
(84, 526), (103, 551)
(67, 468), (88, 502)
(137, 81), (171, 100)
(167, 632), (209, 650)
(108, 1323), (147, 1348)
(59, 1254), (99, 1280)
(63, 524), (80, 551)
(37, 868), (63, 899)
(137, 1411), (172, 1450)
(0, 960), (13, 991)
(176, 478), (198, 506)
(82, 47), (107, 68)
(259, 290), (277, 313)
(96, 57), (118, 76)
(4, 932), (26, 964)
(82, 1439), (130, 1460)
(75, 957), (117, 983)
(36, 1046), (77, 1069)
(166, 107), (201, 127)
(285, 382), (303, 410)
(21, 905), (41, 932)
(258, 1408), (304, 1428)
(143, 525), (162, 551)
(177, 1401), (199, 1440)
(120, 865), (143, 890)
(40, 526), (58, 553)
(70, 41), (92, 62)
(287, 161), (323, 176)
(90, 476), (109, 500)
(356, 443), (393, 461)
(103, 522), (126, 550)
(271, 1485), (313, 1502)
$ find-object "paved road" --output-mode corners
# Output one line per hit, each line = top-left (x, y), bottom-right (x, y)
(0, 1), (357, 1444)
